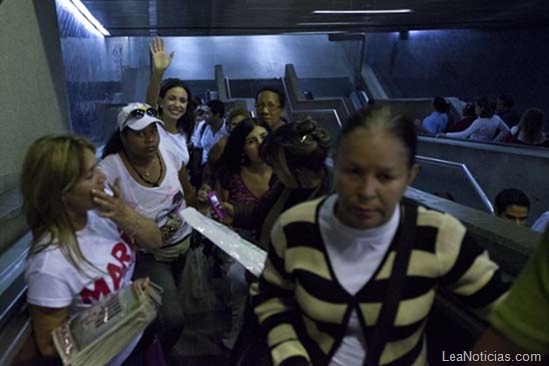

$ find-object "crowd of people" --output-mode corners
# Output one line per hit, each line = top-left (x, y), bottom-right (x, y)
(20, 37), (549, 366)
(415, 94), (549, 147)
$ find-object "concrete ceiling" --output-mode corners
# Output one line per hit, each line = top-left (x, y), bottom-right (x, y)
(81, 0), (549, 37)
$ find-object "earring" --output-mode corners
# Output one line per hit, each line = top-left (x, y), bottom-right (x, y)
(240, 154), (246, 165)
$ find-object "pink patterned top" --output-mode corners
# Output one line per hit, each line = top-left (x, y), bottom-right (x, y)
(222, 172), (267, 204)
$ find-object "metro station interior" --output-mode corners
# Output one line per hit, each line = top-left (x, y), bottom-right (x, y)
(1, 0), (549, 364)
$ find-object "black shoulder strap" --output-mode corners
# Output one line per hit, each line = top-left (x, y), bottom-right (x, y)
(365, 203), (418, 366)
(199, 121), (208, 139)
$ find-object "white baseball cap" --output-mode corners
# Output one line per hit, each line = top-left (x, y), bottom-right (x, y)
(117, 102), (164, 131)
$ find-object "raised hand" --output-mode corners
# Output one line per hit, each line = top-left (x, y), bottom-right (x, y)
(92, 177), (128, 220)
(149, 37), (174, 73)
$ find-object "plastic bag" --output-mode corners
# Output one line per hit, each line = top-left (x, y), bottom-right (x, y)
(180, 245), (219, 314)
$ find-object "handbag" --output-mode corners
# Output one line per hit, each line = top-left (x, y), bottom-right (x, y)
(51, 280), (163, 366)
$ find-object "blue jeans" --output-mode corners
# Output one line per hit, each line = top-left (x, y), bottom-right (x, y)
(133, 251), (187, 353)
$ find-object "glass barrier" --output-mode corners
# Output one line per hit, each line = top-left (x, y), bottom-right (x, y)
(291, 109), (342, 141)
(412, 156), (494, 214)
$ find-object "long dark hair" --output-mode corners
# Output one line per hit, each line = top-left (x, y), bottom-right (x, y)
(102, 130), (125, 158)
(519, 108), (544, 144)
(159, 78), (196, 138)
(216, 118), (271, 177)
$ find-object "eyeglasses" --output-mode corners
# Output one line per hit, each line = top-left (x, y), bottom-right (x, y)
(255, 103), (281, 111)
(123, 107), (159, 127)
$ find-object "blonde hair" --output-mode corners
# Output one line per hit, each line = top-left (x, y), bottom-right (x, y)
(21, 135), (96, 272)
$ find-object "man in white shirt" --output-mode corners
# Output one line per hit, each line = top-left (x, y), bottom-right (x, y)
(192, 100), (228, 187)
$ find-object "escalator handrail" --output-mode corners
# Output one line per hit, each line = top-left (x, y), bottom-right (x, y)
(415, 155), (494, 214)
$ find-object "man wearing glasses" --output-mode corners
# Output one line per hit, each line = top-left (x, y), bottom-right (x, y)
(255, 87), (286, 130)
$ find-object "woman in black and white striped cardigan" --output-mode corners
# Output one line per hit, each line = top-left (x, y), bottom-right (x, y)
(252, 106), (510, 366)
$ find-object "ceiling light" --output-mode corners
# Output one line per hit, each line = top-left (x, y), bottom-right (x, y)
(282, 31), (348, 35)
(57, 0), (110, 36)
(312, 9), (412, 15)
(297, 22), (365, 26)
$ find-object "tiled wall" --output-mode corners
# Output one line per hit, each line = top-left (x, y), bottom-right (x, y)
(55, 0), (114, 144)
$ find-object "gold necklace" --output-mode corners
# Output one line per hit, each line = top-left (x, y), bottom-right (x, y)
(126, 153), (163, 187)
(143, 156), (156, 177)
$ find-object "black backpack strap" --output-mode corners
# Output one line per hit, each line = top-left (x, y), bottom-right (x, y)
(365, 203), (418, 366)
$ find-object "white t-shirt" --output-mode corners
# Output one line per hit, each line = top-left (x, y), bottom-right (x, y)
(26, 210), (136, 312)
(99, 144), (192, 246)
(446, 115), (509, 141)
(191, 120), (206, 147)
(196, 124), (228, 165)
(26, 211), (139, 366)
(158, 127), (190, 166)
(319, 194), (400, 366)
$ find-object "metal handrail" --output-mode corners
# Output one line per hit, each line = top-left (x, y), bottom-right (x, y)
(0, 232), (32, 364)
(415, 155), (494, 214)
(290, 108), (342, 127)
(225, 77), (232, 100)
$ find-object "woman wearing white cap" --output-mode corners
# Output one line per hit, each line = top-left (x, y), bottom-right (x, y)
(100, 102), (193, 357)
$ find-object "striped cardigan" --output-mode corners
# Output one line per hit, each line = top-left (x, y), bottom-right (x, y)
(251, 197), (509, 366)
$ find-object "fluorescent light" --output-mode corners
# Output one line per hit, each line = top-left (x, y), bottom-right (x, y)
(282, 31), (347, 35)
(57, 0), (110, 36)
(313, 9), (412, 15)
(297, 22), (365, 26)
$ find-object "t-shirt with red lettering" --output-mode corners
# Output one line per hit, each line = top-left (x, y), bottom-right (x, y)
(25, 210), (136, 311)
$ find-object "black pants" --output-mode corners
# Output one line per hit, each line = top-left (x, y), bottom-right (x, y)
(229, 298), (272, 366)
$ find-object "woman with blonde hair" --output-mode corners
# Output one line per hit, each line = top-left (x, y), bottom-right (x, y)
(22, 135), (162, 365)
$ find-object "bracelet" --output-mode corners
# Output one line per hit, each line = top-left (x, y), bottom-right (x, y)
(126, 215), (140, 243)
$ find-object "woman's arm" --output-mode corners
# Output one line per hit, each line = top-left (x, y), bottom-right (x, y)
(251, 219), (311, 365)
(202, 138), (227, 186)
(146, 37), (174, 107)
(438, 217), (510, 314)
(178, 164), (197, 208)
(214, 178), (229, 202)
(445, 118), (482, 139)
(471, 234), (549, 358)
(494, 116), (511, 141)
(92, 178), (163, 249)
(29, 304), (70, 359)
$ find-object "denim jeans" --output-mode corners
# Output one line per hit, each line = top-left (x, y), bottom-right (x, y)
(133, 250), (187, 353)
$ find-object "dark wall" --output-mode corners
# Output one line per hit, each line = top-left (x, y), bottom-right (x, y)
(363, 28), (549, 128)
